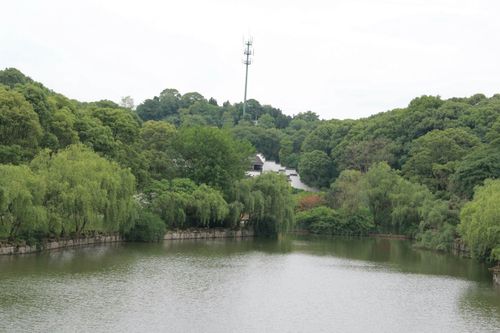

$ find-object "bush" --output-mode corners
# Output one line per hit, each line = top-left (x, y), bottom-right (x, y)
(125, 210), (166, 242)
(296, 206), (374, 236)
(415, 223), (456, 252)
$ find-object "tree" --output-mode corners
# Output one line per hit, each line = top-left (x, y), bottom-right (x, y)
(91, 107), (141, 144)
(249, 173), (294, 236)
(175, 127), (254, 191)
(327, 170), (367, 213)
(232, 125), (282, 161)
(451, 144), (500, 199)
(120, 96), (135, 110)
(74, 113), (117, 156)
(180, 92), (206, 108)
(135, 97), (163, 121)
(302, 121), (352, 155)
(293, 111), (319, 123)
(30, 145), (136, 235)
(296, 206), (373, 236)
(402, 128), (480, 192)
(49, 107), (79, 148)
(15, 83), (53, 130)
(141, 120), (176, 151)
(145, 178), (229, 228)
(135, 89), (181, 121)
(364, 162), (448, 236)
(257, 114), (275, 128)
(334, 137), (396, 173)
(298, 150), (334, 188)
(0, 86), (43, 150)
(181, 101), (223, 127)
(459, 179), (500, 262)
(124, 210), (165, 242)
(0, 68), (33, 87)
(295, 193), (325, 211)
(0, 164), (47, 240)
(363, 163), (403, 232)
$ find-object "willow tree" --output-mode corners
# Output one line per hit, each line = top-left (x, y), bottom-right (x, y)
(459, 179), (500, 262)
(249, 173), (294, 236)
(146, 178), (229, 228)
(31, 144), (136, 235)
(0, 165), (47, 240)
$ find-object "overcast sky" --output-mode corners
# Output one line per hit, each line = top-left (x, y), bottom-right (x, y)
(2, 0), (500, 119)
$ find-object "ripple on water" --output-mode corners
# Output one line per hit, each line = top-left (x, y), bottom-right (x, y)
(0, 238), (499, 333)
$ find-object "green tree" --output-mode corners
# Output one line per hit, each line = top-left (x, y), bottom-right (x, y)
(249, 173), (294, 236)
(175, 126), (254, 191)
(15, 83), (53, 130)
(0, 68), (33, 87)
(327, 169), (367, 213)
(146, 178), (229, 228)
(0, 165), (47, 240)
(459, 179), (500, 262)
(232, 125), (282, 161)
(364, 162), (449, 236)
(296, 206), (373, 236)
(125, 210), (165, 242)
(334, 137), (396, 172)
(180, 92), (206, 108)
(119, 96), (135, 110)
(451, 144), (500, 199)
(91, 107), (141, 144)
(298, 150), (334, 188)
(0, 86), (43, 151)
(257, 114), (275, 128)
(49, 107), (79, 148)
(141, 121), (178, 180)
(74, 113), (117, 156)
(31, 145), (136, 235)
(402, 128), (480, 192)
(302, 121), (351, 155)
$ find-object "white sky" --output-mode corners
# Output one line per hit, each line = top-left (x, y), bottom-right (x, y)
(2, 0), (500, 119)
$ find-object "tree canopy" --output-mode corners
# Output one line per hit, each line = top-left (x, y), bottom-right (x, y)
(1, 67), (499, 259)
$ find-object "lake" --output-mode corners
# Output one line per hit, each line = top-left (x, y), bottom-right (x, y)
(1, 236), (499, 332)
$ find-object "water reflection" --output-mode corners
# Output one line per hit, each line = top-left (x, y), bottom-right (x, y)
(0, 235), (499, 332)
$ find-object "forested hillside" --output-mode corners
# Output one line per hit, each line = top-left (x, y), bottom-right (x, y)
(0, 68), (293, 244)
(1, 68), (499, 263)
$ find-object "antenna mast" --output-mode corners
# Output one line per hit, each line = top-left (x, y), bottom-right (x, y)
(242, 38), (253, 118)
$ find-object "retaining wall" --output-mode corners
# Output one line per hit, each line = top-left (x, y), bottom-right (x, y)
(0, 235), (123, 255)
(0, 228), (255, 255)
(164, 228), (254, 240)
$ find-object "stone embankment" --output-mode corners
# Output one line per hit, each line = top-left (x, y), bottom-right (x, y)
(0, 228), (255, 255)
(164, 228), (254, 240)
(0, 235), (123, 255)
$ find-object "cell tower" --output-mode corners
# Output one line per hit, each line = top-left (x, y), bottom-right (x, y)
(242, 38), (253, 118)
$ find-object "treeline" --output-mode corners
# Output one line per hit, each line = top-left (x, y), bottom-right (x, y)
(0, 68), (294, 244)
(134, 79), (499, 262)
(1, 67), (499, 262)
(291, 98), (500, 263)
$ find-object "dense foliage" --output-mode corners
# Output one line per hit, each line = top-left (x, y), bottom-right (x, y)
(1, 68), (499, 259)
(458, 180), (500, 262)
(0, 145), (136, 242)
(0, 68), (292, 243)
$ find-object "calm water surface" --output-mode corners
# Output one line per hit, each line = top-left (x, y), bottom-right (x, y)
(1, 236), (499, 333)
